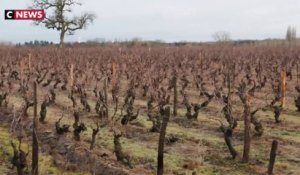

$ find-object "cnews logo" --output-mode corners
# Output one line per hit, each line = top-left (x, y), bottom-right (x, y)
(5, 10), (45, 20)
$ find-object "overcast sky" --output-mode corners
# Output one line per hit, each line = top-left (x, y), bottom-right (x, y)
(1, 0), (300, 43)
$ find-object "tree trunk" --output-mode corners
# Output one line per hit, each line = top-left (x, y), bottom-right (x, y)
(281, 69), (286, 108)
(295, 96), (300, 111)
(113, 132), (132, 168)
(90, 134), (96, 150)
(11, 142), (25, 175)
(242, 96), (251, 163)
(157, 107), (171, 175)
(112, 62), (116, 88)
(59, 30), (65, 48)
(0, 93), (8, 107)
(268, 140), (278, 175)
(223, 128), (238, 159)
(173, 76), (177, 116)
(90, 128), (99, 150)
(104, 78), (109, 119)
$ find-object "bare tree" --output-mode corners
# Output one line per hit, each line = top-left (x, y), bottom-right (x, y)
(212, 31), (231, 43)
(286, 26), (297, 46)
(32, 0), (96, 48)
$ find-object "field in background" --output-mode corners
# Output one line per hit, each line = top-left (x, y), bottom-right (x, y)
(0, 44), (299, 175)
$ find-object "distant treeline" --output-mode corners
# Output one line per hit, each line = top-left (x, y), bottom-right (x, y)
(14, 38), (298, 48)
(17, 40), (54, 46)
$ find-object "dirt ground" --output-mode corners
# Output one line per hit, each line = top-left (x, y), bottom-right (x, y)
(0, 81), (299, 175)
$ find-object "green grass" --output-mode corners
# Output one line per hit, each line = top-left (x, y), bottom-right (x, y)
(2, 86), (300, 175)
(0, 126), (89, 175)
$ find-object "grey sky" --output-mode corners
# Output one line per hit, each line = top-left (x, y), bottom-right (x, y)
(1, 0), (300, 43)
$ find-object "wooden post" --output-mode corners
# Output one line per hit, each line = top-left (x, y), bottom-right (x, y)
(32, 81), (39, 175)
(112, 62), (116, 88)
(28, 54), (31, 74)
(198, 53), (202, 67)
(281, 69), (286, 108)
(297, 63), (299, 85)
(33, 82), (38, 128)
(157, 107), (171, 175)
(70, 64), (74, 90)
(268, 140), (278, 175)
(20, 59), (24, 88)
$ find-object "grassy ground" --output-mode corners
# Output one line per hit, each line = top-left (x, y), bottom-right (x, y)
(0, 84), (299, 175)
(0, 126), (90, 175)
